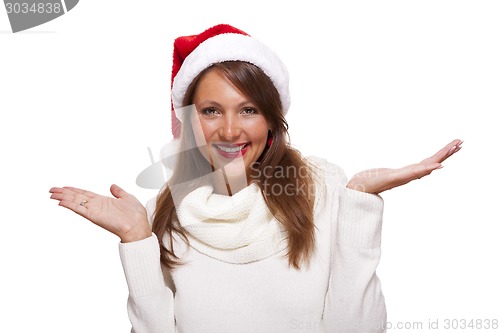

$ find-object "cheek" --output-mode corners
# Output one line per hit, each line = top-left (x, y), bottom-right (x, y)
(193, 126), (208, 147)
(193, 119), (231, 166)
(250, 121), (271, 146)
(191, 114), (212, 146)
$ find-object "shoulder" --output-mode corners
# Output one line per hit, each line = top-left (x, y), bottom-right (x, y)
(305, 156), (348, 217)
(305, 155), (347, 186)
(145, 196), (158, 226)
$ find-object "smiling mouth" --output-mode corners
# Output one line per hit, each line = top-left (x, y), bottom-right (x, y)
(213, 143), (250, 153)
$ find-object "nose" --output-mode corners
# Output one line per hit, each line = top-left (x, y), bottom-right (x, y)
(219, 114), (241, 141)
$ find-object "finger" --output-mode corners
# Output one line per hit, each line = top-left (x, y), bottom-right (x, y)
(424, 139), (463, 164)
(49, 191), (68, 201)
(50, 191), (86, 202)
(110, 184), (128, 199)
(436, 139), (461, 158)
(440, 139), (463, 163)
(57, 199), (88, 218)
(49, 187), (93, 205)
(62, 186), (97, 199)
(50, 188), (75, 200)
(50, 192), (91, 211)
(50, 187), (89, 200)
(49, 187), (64, 194)
(447, 140), (463, 156)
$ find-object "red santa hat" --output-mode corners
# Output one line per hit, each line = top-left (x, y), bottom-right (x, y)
(170, 24), (290, 138)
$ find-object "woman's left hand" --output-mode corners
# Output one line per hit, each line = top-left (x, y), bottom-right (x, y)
(346, 139), (463, 194)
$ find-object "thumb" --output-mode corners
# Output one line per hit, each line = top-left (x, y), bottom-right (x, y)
(110, 184), (128, 199)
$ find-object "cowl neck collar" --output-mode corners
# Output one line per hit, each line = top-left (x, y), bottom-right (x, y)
(176, 183), (288, 264)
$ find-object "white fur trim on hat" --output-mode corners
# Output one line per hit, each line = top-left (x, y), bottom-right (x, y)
(171, 33), (290, 120)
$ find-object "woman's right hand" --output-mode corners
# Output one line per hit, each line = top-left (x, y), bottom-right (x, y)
(49, 184), (152, 243)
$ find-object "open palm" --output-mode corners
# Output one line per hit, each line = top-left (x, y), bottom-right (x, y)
(49, 184), (151, 242)
(347, 139), (463, 194)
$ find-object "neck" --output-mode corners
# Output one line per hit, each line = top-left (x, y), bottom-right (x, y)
(211, 167), (249, 196)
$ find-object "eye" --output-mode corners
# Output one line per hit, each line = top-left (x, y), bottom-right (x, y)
(199, 107), (220, 117)
(241, 107), (258, 115)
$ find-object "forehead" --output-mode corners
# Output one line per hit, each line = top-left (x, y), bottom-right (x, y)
(193, 68), (249, 102)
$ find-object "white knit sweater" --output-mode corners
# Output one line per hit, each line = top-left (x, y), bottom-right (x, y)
(119, 157), (387, 333)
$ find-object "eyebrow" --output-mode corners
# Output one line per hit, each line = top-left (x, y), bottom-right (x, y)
(197, 100), (257, 109)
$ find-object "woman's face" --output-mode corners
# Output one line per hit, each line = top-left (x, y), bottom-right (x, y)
(191, 68), (270, 182)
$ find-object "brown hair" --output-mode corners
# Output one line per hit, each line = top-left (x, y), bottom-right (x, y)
(152, 61), (316, 269)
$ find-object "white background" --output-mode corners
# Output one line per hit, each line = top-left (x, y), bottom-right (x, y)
(1, 1), (499, 332)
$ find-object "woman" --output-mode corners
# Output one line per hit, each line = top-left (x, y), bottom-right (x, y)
(49, 24), (462, 332)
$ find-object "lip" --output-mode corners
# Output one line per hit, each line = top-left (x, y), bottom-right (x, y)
(212, 142), (250, 159)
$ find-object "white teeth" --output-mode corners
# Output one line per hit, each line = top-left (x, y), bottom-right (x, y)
(215, 144), (246, 153)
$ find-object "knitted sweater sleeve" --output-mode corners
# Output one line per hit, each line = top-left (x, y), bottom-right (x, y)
(322, 164), (387, 333)
(118, 199), (175, 333)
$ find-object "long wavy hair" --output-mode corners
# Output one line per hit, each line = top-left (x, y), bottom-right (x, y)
(152, 61), (316, 269)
